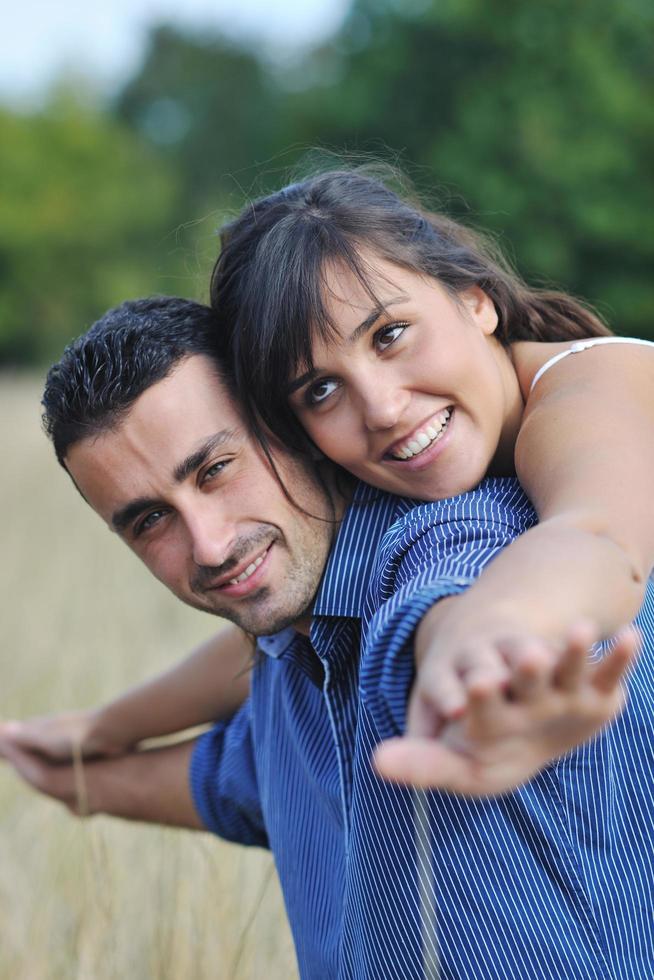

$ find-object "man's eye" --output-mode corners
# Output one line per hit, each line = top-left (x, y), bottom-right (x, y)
(134, 509), (167, 537)
(306, 378), (339, 406)
(374, 322), (408, 351)
(202, 460), (228, 483)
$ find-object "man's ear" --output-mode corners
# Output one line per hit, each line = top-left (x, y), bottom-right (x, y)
(461, 286), (498, 336)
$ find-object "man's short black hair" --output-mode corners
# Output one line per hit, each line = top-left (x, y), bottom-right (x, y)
(43, 296), (228, 467)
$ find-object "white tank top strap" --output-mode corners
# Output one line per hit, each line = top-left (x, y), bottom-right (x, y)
(529, 336), (654, 394)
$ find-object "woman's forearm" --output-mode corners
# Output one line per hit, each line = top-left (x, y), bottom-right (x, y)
(0, 626), (252, 763)
(92, 624), (252, 747)
(416, 515), (646, 671)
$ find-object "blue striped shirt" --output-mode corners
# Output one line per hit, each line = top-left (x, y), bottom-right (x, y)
(190, 478), (654, 979)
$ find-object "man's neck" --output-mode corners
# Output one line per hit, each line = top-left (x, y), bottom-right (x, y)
(291, 614), (313, 636)
(290, 475), (355, 637)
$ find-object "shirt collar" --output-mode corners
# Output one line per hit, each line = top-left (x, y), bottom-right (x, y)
(258, 478), (520, 655)
(311, 481), (400, 620)
(257, 627), (298, 659)
(256, 484), (396, 660)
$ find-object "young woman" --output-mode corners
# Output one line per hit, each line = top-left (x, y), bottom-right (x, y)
(209, 167), (654, 779)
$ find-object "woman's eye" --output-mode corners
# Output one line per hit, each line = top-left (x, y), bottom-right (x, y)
(306, 378), (339, 406)
(374, 322), (408, 351)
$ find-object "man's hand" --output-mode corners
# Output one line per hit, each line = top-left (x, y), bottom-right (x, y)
(1, 737), (204, 828)
(374, 622), (638, 795)
(0, 710), (132, 764)
(1, 738), (90, 814)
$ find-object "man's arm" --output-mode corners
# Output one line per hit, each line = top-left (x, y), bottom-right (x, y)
(1, 737), (204, 828)
(0, 625), (252, 762)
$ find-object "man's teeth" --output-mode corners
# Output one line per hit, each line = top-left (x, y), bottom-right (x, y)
(392, 409), (451, 460)
(228, 553), (266, 586)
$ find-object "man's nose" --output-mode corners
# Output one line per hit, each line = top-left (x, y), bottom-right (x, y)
(184, 503), (237, 570)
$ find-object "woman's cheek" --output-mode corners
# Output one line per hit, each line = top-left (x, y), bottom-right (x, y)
(314, 418), (341, 458)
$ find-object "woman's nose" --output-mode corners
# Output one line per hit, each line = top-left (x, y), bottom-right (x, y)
(360, 378), (409, 432)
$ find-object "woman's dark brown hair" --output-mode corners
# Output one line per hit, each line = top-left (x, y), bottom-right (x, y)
(211, 167), (611, 455)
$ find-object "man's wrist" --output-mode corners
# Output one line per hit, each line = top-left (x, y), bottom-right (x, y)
(90, 742), (202, 827)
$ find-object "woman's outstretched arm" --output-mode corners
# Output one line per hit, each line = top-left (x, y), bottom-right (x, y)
(406, 341), (654, 737)
(0, 624), (252, 762)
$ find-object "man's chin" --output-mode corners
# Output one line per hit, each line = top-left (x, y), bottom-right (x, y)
(203, 597), (304, 638)
(232, 606), (304, 638)
(182, 582), (313, 637)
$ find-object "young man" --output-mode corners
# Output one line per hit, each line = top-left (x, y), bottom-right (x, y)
(2, 297), (653, 979)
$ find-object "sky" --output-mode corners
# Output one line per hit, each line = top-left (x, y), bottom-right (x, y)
(0, 0), (351, 107)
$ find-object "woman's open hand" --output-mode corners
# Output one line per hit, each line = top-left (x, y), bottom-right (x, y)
(374, 621), (638, 794)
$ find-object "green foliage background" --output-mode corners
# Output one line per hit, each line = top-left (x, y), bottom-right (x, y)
(2, 0), (652, 365)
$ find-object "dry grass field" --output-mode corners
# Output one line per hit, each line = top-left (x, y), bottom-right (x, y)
(0, 375), (297, 979)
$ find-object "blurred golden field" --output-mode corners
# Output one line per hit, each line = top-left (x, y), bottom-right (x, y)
(0, 375), (297, 979)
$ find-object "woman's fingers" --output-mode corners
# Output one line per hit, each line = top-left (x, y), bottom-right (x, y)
(552, 620), (596, 691)
(374, 737), (483, 792)
(408, 643), (511, 736)
(591, 627), (640, 694)
(499, 637), (555, 702)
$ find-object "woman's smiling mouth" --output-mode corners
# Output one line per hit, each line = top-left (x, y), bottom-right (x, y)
(386, 407), (453, 461)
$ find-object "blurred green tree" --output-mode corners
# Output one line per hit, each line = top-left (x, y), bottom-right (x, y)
(116, 25), (282, 220)
(115, 3), (653, 337)
(0, 89), (178, 364)
(2, 1), (651, 366)
(285, 0), (654, 336)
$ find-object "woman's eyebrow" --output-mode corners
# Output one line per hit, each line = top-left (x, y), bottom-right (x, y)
(287, 368), (318, 395)
(288, 293), (410, 396)
(347, 294), (410, 345)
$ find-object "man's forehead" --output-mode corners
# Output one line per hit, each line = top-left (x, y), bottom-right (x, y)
(64, 356), (250, 500)
(72, 354), (238, 446)
(133, 354), (242, 425)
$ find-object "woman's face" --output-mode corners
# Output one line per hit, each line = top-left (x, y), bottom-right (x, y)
(287, 252), (524, 501)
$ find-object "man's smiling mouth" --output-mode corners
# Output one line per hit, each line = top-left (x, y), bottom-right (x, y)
(227, 547), (270, 585)
(387, 407), (453, 461)
(194, 533), (275, 594)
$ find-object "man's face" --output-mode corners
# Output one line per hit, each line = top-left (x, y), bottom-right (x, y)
(65, 355), (339, 635)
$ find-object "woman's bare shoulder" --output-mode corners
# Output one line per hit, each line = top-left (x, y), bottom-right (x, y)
(510, 340), (576, 400)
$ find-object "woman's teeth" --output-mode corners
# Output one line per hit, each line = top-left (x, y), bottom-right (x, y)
(228, 553), (266, 586)
(391, 409), (451, 460)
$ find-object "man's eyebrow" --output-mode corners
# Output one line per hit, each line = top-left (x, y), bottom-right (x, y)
(110, 430), (236, 533)
(287, 295), (410, 396)
(173, 429), (236, 483)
